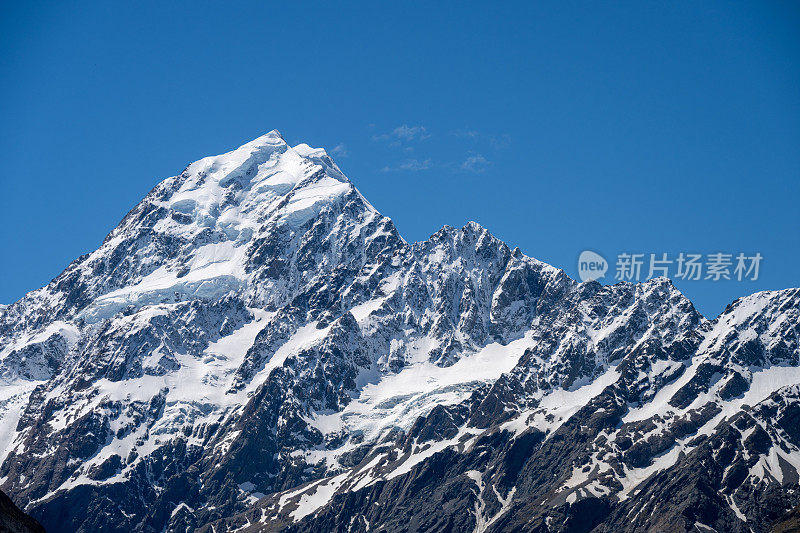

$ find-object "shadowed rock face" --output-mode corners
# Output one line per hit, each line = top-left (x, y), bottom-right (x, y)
(0, 133), (798, 533)
(773, 505), (800, 533)
(0, 490), (44, 533)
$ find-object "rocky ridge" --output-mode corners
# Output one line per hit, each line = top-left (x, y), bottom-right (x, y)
(0, 132), (797, 532)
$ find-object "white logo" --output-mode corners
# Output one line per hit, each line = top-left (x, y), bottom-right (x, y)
(578, 250), (608, 282)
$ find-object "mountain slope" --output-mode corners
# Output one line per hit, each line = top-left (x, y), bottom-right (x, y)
(0, 132), (797, 533)
(0, 489), (44, 533)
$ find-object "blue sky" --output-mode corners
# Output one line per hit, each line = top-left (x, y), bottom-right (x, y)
(1, 1), (798, 317)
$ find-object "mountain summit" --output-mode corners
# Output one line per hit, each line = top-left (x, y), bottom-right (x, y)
(0, 133), (798, 533)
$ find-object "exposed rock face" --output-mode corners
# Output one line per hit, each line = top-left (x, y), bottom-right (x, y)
(773, 505), (800, 533)
(0, 132), (798, 532)
(0, 489), (44, 533)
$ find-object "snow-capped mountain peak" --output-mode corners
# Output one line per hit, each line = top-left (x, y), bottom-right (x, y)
(3, 133), (384, 327)
(0, 132), (797, 533)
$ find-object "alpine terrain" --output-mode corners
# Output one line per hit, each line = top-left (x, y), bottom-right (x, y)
(0, 131), (798, 533)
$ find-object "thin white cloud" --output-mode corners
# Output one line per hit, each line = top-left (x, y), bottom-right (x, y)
(461, 154), (490, 173)
(373, 125), (431, 143)
(452, 129), (479, 138)
(489, 134), (512, 149)
(450, 129), (511, 149)
(381, 158), (432, 172)
(331, 143), (349, 157)
(401, 158), (431, 170)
